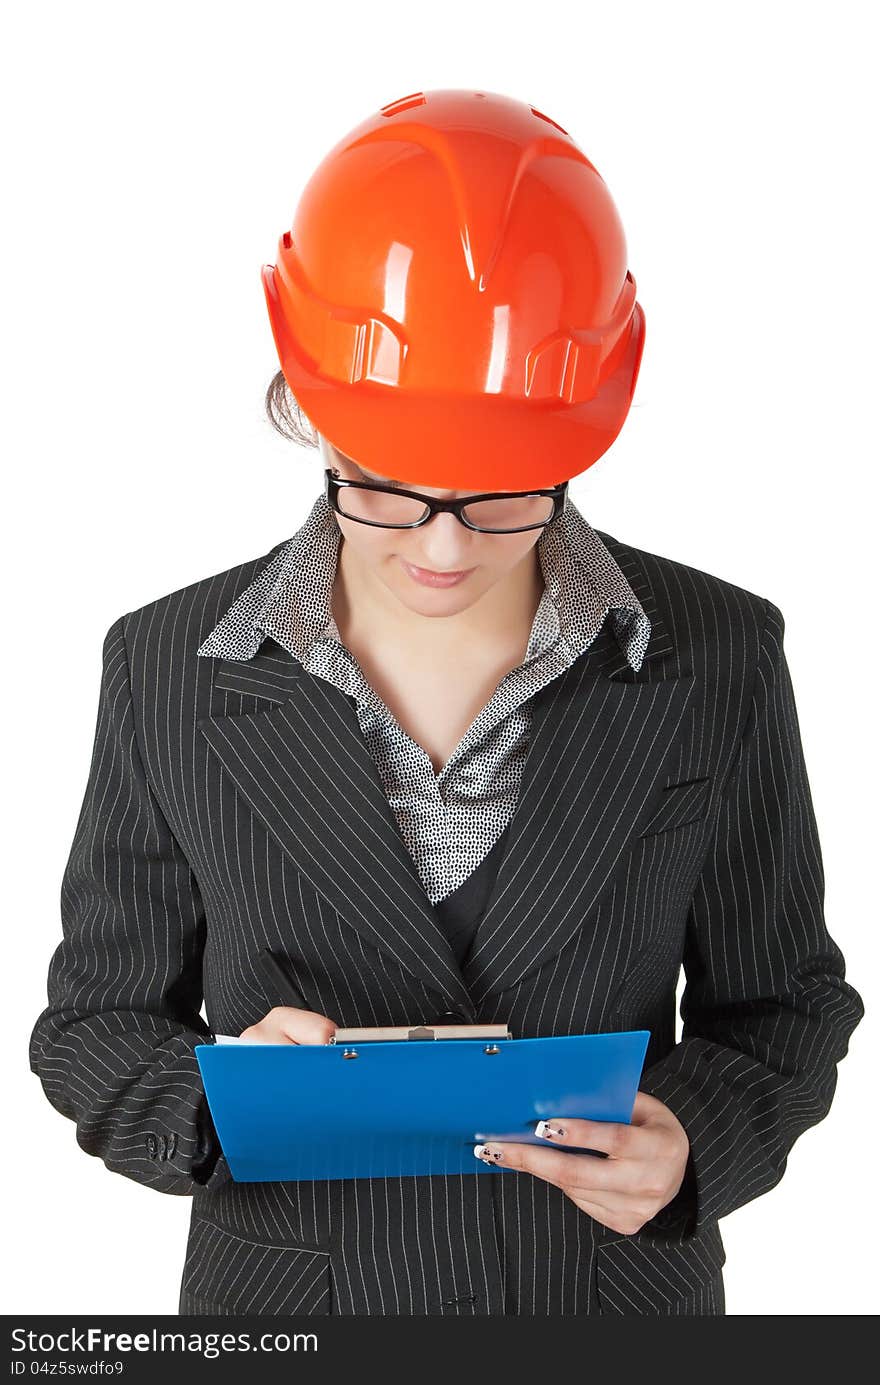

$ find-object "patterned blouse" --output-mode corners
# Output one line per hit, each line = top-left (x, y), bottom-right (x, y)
(197, 490), (651, 904)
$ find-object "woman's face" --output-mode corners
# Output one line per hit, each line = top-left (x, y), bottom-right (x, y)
(319, 437), (544, 620)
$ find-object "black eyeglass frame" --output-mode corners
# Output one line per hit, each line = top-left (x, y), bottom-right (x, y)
(324, 468), (569, 534)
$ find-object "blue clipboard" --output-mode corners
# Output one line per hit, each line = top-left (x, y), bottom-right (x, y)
(194, 1029), (650, 1182)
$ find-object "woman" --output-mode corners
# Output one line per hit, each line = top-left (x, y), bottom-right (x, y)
(30, 89), (862, 1317)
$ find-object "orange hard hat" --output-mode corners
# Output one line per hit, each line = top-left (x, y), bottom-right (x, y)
(262, 88), (645, 492)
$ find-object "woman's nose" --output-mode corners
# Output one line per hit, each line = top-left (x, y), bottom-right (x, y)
(412, 510), (473, 564)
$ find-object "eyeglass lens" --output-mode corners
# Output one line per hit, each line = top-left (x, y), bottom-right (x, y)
(335, 486), (556, 532)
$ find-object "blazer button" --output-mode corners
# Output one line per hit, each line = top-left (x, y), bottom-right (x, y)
(144, 1134), (158, 1159)
(433, 1009), (469, 1024)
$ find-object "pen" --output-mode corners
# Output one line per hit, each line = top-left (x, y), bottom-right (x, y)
(259, 948), (309, 1009)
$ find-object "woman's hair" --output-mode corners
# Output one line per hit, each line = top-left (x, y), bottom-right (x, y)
(264, 369), (319, 449)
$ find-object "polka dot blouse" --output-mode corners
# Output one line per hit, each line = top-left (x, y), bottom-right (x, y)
(197, 490), (651, 905)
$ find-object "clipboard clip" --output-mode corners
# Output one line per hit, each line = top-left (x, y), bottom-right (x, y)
(329, 1023), (512, 1044)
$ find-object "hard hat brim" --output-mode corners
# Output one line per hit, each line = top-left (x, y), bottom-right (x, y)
(270, 301), (646, 493)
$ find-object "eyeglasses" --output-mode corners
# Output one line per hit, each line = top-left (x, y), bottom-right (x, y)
(324, 468), (568, 534)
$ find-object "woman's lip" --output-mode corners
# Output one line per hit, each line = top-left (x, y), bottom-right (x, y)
(401, 559), (474, 588)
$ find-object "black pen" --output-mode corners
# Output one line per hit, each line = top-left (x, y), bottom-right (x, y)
(259, 948), (309, 1010)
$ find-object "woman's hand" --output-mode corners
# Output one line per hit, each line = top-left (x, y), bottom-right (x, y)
(239, 1006), (338, 1044)
(473, 1091), (690, 1236)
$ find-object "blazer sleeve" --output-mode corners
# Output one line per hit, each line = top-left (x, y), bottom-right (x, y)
(639, 598), (863, 1234)
(29, 615), (231, 1196)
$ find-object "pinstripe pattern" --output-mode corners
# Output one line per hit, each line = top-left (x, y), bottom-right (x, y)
(29, 526), (863, 1316)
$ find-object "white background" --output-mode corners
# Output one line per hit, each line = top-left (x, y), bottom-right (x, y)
(4, 0), (876, 1316)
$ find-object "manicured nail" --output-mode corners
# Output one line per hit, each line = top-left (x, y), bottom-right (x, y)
(535, 1120), (566, 1139)
(473, 1144), (502, 1163)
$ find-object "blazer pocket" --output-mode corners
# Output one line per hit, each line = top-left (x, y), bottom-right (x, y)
(179, 1216), (332, 1316)
(637, 776), (711, 838)
(596, 1222), (726, 1315)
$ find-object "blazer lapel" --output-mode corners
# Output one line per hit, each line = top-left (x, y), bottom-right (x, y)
(462, 534), (693, 1004)
(198, 644), (478, 1019)
(462, 640), (696, 1006)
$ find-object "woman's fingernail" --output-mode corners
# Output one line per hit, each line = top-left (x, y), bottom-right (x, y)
(535, 1120), (566, 1139)
(473, 1144), (503, 1163)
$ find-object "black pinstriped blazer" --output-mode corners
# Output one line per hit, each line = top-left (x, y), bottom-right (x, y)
(29, 527), (863, 1316)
